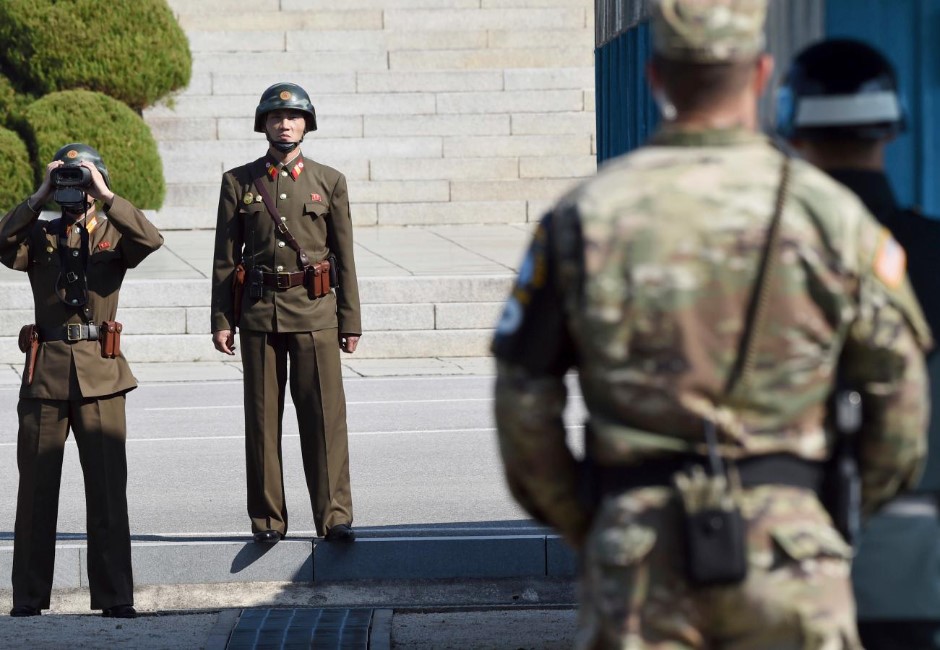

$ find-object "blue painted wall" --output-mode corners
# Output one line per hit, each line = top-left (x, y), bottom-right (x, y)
(826, 0), (940, 216)
(595, 24), (658, 164)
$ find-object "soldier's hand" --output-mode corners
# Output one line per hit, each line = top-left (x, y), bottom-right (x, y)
(29, 160), (64, 209)
(340, 334), (359, 354)
(213, 330), (236, 355)
(80, 161), (115, 204)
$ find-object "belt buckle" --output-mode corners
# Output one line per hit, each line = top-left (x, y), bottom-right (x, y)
(66, 323), (83, 341)
(276, 272), (292, 289)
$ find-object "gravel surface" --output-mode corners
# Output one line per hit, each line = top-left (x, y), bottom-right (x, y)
(391, 609), (578, 649)
(0, 611), (224, 650)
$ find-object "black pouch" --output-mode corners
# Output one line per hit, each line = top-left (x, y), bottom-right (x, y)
(682, 502), (748, 586)
(676, 421), (749, 587)
(328, 254), (338, 288)
(248, 267), (264, 300)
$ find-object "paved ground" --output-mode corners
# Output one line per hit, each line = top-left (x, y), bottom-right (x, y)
(0, 606), (579, 649)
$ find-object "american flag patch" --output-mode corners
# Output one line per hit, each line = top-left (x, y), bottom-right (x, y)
(874, 230), (906, 288)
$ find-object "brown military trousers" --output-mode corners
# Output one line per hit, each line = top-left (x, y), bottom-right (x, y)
(239, 328), (353, 537)
(577, 485), (862, 650)
(13, 394), (134, 611)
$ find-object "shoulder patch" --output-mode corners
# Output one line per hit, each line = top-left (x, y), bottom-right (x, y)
(874, 229), (907, 289)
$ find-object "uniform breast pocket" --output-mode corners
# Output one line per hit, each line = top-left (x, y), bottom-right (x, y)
(90, 249), (123, 266)
(304, 202), (329, 221)
(239, 203), (265, 219)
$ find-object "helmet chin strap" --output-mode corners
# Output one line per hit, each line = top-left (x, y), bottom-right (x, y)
(267, 133), (305, 154)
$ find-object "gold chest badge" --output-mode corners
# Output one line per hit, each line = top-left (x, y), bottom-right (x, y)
(243, 192), (254, 205)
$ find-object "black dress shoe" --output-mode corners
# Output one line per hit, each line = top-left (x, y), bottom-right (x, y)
(324, 524), (355, 542)
(253, 530), (283, 544)
(10, 605), (40, 617)
(102, 604), (137, 619)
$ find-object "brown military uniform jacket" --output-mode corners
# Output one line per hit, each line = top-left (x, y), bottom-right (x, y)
(0, 197), (164, 399)
(211, 153), (361, 335)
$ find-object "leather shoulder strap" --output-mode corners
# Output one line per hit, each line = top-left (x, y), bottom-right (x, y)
(252, 177), (310, 268)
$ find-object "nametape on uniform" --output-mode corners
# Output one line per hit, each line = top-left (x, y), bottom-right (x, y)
(874, 229), (906, 288)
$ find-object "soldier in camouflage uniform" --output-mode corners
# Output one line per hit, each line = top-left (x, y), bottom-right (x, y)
(492, 1), (931, 648)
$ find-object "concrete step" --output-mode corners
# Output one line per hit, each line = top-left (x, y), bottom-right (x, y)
(185, 29), (593, 54)
(0, 275), (512, 361)
(149, 0), (596, 230)
(0, 276), (513, 310)
(0, 302), (503, 338)
(0, 329), (495, 364)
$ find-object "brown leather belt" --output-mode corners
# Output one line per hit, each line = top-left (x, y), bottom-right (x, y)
(39, 323), (99, 342)
(261, 270), (305, 289)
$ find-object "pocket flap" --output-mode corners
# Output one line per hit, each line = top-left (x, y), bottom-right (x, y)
(304, 202), (328, 218)
(90, 249), (122, 264)
(770, 522), (851, 561)
(239, 203), (265, 215)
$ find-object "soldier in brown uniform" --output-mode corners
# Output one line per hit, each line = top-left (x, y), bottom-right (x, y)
(0, 143), (163, 618)
(211, 82), (361, 544)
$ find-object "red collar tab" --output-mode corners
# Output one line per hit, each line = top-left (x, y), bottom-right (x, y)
(290, 158), (304, 180)
(264, 156), (304, 180)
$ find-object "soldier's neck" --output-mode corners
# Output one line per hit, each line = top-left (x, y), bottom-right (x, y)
(267, 146), (303, 166)
(64, 206), (97, 224)
(672, 97), (758, 132)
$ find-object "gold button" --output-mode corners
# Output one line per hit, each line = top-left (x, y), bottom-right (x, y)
(277, 241), (286, 248)
(280, 170), (288, 177)
(279, 193), (287, 200)
(46, 246), (54, 253)
(276, 265), (284, 272)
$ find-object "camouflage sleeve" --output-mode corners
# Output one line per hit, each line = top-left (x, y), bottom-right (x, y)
(492, 214), (589, 547)
(842, 224), (931, 515)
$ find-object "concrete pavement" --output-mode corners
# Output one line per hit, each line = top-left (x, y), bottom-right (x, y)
(0, 358), (583, 648)
(0, 358), (576, 650)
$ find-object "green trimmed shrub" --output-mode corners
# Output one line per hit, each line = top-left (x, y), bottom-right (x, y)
(0, 127), (35, 213)
(0, 0), (191, 111)
(0, 75), (14, 127)
(24, 91), (166, 209)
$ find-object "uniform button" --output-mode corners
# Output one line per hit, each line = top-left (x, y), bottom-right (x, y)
(280, 216), (287, 222)
(279, 193), (287, 200)
(46, 246), (54, 253)
(280, 170), (288, 177)
(71, 250), (79, 257)
(277, 241), (286, 248)
(276, 265), (284, 272)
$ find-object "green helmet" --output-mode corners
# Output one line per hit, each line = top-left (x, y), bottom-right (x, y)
(53, 142), (111, 188)
(253, 82), (318, 133)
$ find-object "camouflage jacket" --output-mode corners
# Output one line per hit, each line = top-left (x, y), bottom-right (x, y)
(493, 127), (931, 543)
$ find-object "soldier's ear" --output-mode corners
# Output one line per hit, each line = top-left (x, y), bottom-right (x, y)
(754, 53), (775, 97)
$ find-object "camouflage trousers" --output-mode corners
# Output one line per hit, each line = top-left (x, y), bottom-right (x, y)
(577, 485), (862, 649)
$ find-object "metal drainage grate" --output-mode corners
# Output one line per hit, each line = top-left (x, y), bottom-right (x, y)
(225, 607), (387, 650)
